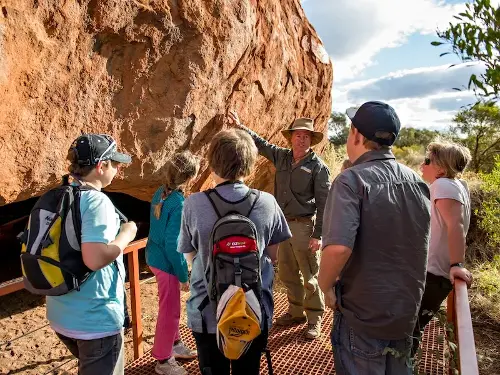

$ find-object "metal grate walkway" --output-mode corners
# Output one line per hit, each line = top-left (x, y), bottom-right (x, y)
(125, 293), (447, 375)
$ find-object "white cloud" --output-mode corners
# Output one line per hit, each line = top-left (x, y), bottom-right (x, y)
(331, 63), (482, 129)
(303, 0), (465, 81)
(345, 63), (484, 102)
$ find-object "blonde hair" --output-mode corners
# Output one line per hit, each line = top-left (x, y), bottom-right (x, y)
(207, 129), (258, 181)
(427, 141), (472, 179)
(153, 151), (200, 219)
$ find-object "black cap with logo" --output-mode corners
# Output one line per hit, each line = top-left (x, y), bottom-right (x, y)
(346, 101), (401, 146)
(71, 134), (132, 166)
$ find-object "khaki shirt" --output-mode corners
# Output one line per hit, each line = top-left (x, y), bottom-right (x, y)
(245, 128), (331, 239)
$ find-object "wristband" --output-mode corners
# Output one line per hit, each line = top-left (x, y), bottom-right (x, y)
(450, 262), (464, 269)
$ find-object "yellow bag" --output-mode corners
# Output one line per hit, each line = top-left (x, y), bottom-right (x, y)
(216, 285), (262, 360)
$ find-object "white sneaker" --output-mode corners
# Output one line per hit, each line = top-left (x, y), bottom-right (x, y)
(173, 341), (197, 360)
(155, 357), (187, 375)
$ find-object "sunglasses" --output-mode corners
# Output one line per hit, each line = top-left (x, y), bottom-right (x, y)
(424, 157), (431, 165)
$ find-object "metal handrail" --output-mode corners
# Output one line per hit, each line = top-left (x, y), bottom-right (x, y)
(447, 279), (479, 374)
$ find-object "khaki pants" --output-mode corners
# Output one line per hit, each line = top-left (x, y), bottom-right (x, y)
(278, 218), (324, 324)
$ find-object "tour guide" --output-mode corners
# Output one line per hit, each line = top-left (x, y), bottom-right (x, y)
(228, 111), (331, 340)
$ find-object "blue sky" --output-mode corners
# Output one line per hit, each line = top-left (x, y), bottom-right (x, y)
(301, 0), (489, 129)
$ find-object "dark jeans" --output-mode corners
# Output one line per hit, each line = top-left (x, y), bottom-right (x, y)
(411, 272), (453, 356)
(55, 331), (124, 375)
(331, 311), (412, 375)
(192, 331), (268, 375)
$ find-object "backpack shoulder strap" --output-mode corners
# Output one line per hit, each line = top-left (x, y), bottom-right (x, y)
(204, 188), (260, 218)
(71, 183), (128, 223)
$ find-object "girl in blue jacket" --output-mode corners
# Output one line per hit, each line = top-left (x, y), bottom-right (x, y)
(145, 151), (200, 375)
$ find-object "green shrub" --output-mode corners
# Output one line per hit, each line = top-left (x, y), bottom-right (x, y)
(471, 255), (500, 324)
(477, 157), (500, 248)
(392, 145), (425, 170)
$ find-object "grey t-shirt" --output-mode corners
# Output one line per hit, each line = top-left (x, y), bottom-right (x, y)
(428, 178), (471, 278)
(177, 183), (292, 334)
(322, 150), (431, 340)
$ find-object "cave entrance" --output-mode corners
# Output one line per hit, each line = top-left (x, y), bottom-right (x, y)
(0, 191), (151, 284)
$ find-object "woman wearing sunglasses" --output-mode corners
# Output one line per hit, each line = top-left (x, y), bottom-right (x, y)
(411, 140), (473, 356)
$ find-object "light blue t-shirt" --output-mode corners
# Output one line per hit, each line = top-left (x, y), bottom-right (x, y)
(46, 190), (124, 339)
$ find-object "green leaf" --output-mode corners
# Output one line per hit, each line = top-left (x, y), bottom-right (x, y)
(459, 12), (473, 20)
(449, 341), (458, 352)
(431, 41), (444, 46)
(468, 74), (478, 89)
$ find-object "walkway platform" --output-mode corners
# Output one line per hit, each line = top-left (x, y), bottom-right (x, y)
(125, 293), (448, 375)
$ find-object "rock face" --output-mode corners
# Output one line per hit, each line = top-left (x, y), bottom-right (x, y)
(0, 0), (332, 204)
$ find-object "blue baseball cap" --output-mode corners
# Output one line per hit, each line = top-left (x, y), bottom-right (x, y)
(71, 134), (132, 166)
(346, 101), (401, 146)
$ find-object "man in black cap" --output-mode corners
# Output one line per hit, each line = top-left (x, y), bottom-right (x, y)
(318, 101), (431, 374)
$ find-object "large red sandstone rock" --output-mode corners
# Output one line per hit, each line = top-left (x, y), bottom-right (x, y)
(0, 0), (332, 204)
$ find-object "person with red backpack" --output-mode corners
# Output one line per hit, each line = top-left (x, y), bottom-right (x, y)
(177, 129), (291, 375)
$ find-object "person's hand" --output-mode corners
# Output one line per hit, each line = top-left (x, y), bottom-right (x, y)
(227, 110), (244, 128)
(309, 238), (321, 253)
(324, 288), (337, 310)
(181, 282), (190, 292)
(450, 266), (473, 288)
(120, 221), (137, 240)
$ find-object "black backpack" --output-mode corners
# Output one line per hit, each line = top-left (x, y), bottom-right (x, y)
(198, 186), (273, 374)
(18, 175), (127, 296)
(205, 188), (262, 305)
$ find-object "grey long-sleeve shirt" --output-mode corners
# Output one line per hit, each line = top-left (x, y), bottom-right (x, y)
(243, 127), (331, 239)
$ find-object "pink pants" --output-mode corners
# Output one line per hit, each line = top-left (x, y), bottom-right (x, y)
(150, 266), (181, 360)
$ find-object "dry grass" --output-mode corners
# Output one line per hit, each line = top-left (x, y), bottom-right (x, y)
(321, 144), (347, 179)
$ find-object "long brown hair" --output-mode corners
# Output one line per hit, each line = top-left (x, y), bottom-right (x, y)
(153, 151), (200, 219)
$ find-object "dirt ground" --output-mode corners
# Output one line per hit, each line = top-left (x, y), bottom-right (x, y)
(0, 265), (499, 375)
(0, 265), (167, 375)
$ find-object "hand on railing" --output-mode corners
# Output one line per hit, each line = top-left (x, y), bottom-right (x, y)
(450, 266), (473, 288)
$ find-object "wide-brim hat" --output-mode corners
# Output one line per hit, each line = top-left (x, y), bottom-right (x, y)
(281, 118), (324, 146)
